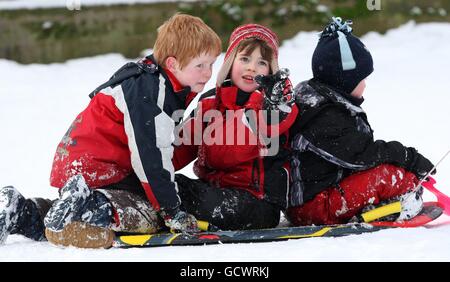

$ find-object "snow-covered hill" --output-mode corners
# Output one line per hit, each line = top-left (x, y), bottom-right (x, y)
(1, 21), (450, 261)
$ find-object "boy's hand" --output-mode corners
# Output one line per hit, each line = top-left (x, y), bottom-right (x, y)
(406, 148), (436, 178)
(161, 208), (199, 233)
(255, 68), (295, 113)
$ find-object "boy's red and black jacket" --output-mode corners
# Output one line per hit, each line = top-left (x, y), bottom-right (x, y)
(289, 79), (433, 203)
(173, 81), (298, 208)
(50, 55), (196, 213)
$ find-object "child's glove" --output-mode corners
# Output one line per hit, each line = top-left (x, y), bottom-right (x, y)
(406, 148), (436, 179)
(161, 208), (199, 233)
(255, 68), (295, 113)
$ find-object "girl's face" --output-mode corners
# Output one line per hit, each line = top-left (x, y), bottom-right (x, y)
(230, 46), (270, 93)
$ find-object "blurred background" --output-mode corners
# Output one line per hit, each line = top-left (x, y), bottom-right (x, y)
(1, 0), (449, 64)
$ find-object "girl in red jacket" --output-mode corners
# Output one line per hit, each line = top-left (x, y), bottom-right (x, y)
(173, 24), (298, 230)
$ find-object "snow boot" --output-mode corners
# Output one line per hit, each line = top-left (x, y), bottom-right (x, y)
(397, 186), (424, 221)
(44, 175), (114, 248)
(0, 186), (26, 244)
(44, 175), (92, 232)
(45, 222), (115, 249)
(0, 186), (50, 244)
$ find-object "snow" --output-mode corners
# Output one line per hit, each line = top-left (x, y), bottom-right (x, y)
(0, 0), (197, 10)
(1, 21), (450, 261)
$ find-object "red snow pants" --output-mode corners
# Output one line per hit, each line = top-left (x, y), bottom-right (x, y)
(286, 164), (418, 226)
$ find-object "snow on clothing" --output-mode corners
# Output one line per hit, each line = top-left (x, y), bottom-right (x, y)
(286, 79), (434, 225)
(50, 55), (196, 215)
(311, 17), (374, 95)
(175, 174), (281, 230)
(95, 173), (163, 233)
(287, 164), (418, 225)
(172, 81), (298, 229)
(4, 173), (165, 243)
(0, 186), (53, 242)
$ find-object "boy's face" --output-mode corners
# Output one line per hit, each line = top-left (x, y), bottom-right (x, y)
(351, 79), (366, 98)
(169, 53), (217, 93)
(231, 47), (270, 93)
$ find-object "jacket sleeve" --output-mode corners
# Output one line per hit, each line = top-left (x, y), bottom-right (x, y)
(172, 97), (214, 171)
(172, 119), (200, 171)
(245, 90), (299, 138)
(303, 106), (421, 171)
(117, 76), (181, 212)
(257, 103), (299, 137)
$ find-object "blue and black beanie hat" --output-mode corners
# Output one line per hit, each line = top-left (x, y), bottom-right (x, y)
(312, 17), (374, 94)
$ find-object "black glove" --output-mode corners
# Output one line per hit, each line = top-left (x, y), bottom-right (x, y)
(405, 147), (436, 179)
(160, 208), (199, 233)
(255, 68), (295, 113)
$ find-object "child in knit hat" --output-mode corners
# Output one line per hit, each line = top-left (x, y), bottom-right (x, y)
(173, 24), (298, 230)
(286, 17), (435, 226)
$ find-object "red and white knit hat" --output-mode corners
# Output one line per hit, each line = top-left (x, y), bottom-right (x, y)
(216, 23), (280, 86)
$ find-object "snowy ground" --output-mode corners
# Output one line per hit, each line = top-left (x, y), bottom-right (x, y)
(1, 21), (450, 261)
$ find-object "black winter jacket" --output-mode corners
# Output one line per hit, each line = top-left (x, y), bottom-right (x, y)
(289, 79), (433, 205)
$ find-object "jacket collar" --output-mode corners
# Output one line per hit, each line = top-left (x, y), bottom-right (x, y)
(310, 78), (364, 107)
(307, 79), (366, 115)
(146, 54), (196, 107)
(164, 67), (187, 93)
(217, 81), (263, 111)
(163, 68), (198, 106)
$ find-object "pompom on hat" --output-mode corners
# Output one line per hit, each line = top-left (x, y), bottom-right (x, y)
(312, 17), (374, 94)
(216, 24), (280, 86)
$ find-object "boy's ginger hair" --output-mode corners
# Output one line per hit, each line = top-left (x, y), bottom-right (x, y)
(153, 13), (222, 69)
